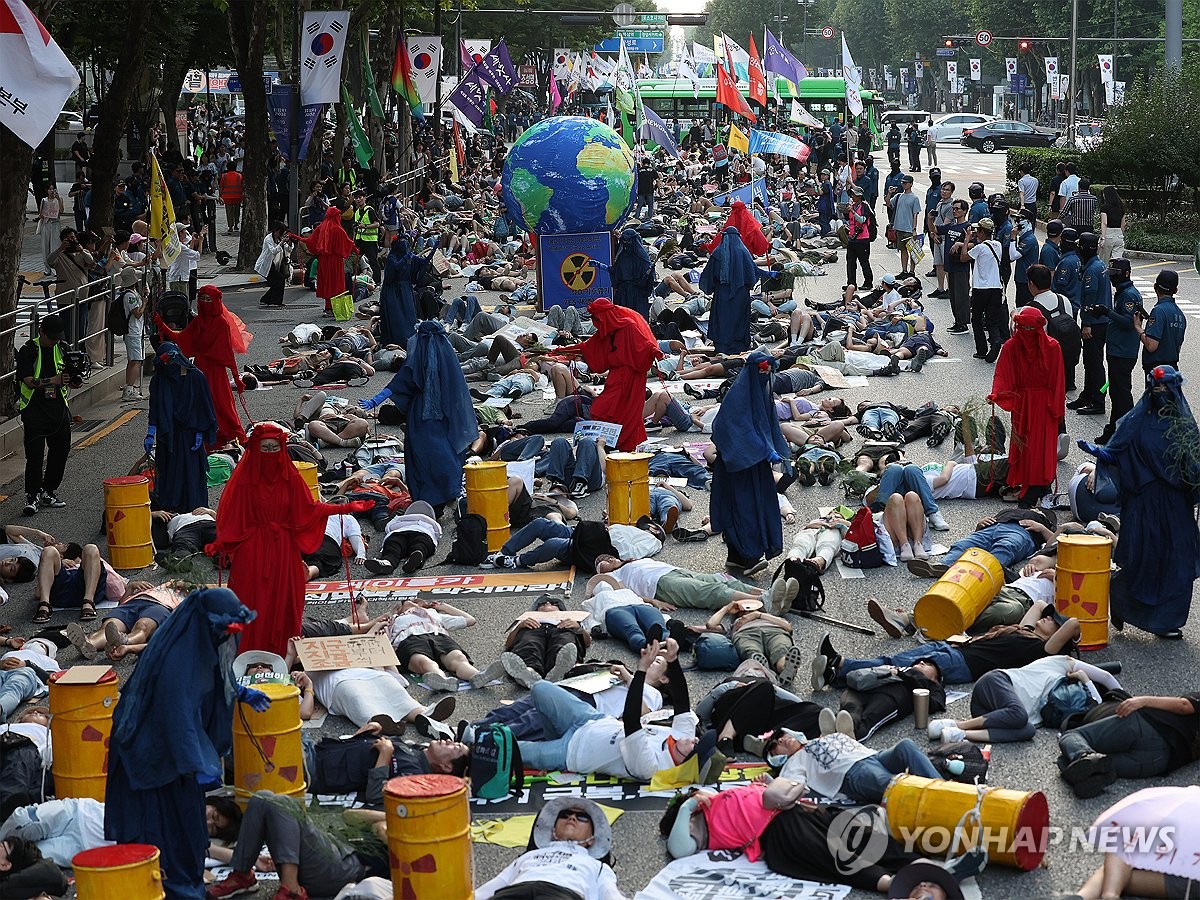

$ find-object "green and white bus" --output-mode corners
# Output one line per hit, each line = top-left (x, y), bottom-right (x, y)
(634, 76), (884, 136)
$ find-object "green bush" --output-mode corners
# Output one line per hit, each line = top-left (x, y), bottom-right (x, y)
(1005, 148), (1085, 193)
(1125, 213), (1200, 256)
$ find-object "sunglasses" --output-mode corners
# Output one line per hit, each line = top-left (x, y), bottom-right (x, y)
(557, 809), (592, 824)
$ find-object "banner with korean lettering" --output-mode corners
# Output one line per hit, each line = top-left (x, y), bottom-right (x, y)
(0, 0), (79, 148)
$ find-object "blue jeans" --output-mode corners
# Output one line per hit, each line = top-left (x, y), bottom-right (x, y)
(842, 739), (942, 802)
(487, 372), (535, 398)
(501, 518), (573, 566)
(837, 642), (973, 685)
(442, 295), (481, 326)
(0, 667), (41, 719)
(874, 462), (939, 515)
(498, 435), (545, 462)
(943, 524), (1036, 568)
(537, 437), (602, 490)
(344, 491), (391, 529)
(751, 298), (798, 316)
(649, 487), (682, 526)
(518, 680), (606, 771)
(649, 452), (711, 491)
(605, 603), (667, 651)
(861, 408), (900, 430)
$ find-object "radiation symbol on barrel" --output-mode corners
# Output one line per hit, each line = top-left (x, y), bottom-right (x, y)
(560, 253), (597, 291)
(1070, 572), (1099, 615)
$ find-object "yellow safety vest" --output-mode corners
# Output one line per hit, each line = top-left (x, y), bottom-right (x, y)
(18, 342), (67, 411)
(354, 207), (379, 243)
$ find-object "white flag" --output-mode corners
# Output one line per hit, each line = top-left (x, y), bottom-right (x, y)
(692, 42), (717, 65)
(841, 33), (863, 116)
(970, 58), (981, 81)
(1113, 80), (1126, 103)
(0, 0), (79, 148)
(720, 33), (750, 82)
(1098, 54), (1114, 84)
(406, 36), (443, 104)
(1045, 56), (1059, 79)
(790, 99), (822, 129)
(300, 11), (349, 105)
(1104, 80), (1115, 105)
(677, 55), (701, 99)
(1005, 57), (1018, 76)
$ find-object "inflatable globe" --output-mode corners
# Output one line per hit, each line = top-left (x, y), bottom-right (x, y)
(501, 116), (636, 236)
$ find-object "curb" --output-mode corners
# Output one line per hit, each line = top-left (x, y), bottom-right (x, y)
(1121, 250), (1194, 264)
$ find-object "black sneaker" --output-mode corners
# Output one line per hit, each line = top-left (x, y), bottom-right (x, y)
(910, 346), (930, 373)
(946, 325), (969, 334)
(38, 491), (66, 509)
(401, 549), (426, 574)
(364, 558), (395, 575)
(22, 495), (37, 517)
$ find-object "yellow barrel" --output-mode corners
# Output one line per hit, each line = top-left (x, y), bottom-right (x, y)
(913, 548), (1005, 639)
(232, 681), (306, 805)
(103, 476), (153, 570)
(464, 460), (510, 552)
(606, 452), (652, 526)
(72, 844), (164, 899)
(883, 774), (1049, 870)
(1055, 534), (1112, 651)
(294, 460), (320, 501)
(385, 774), (473, 900)
(48, 668), (119, 801)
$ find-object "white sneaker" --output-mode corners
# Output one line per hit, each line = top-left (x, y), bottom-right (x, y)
(501, 651), (542, 688)
(927, 718), (955, 740)
(941, 724), (968, 743)
(927, 511), (950, 531)
(835, 709), (856, 737)
(899, 543), (915, 562)
(912, 543), (929, 560)
(818, 707), (837, 736)
(1058, 432), (1070, 460)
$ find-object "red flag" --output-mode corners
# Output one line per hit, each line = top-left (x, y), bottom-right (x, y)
(715, 62), (756, 123)
(747, 34), (768, 107)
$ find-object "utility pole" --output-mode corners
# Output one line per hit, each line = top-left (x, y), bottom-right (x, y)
(1166, 0), (1183, 69)
(434, 0), (443, 142)
(289, 0), (300, 232)
(1067, 0), (1078, 144)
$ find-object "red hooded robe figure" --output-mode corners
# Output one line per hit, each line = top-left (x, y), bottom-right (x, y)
(207, 423), (372, 655)
(702, 200), (771, 257)
(294, 206), (357, 313)
(559, 298), (663, 452)
(990, 306), (1065, 496)
(156, 284), (251, 448)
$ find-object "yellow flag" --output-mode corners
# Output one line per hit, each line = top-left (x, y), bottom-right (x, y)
(448, 139), (460, 184)
(149, 150), (181, 266)
(728, 123), (749, 155)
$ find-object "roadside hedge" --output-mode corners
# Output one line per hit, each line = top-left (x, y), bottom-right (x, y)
(1005, 148), (1086, 192)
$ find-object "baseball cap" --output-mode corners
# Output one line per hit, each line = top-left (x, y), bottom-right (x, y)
(40, 313), (64, 338)
(901, 174), (914, 183)
(1106, 258), (1132, 278)
(128, 233), (145, 244)
(1155, 270), (1179, 294)
(1046, 220), (1064, 237)
(929, 167), (941, 177)
(881, 274), (897, 285)
(976, 217), (995, 232)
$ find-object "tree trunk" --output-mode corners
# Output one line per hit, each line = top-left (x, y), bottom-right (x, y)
(227, 0), (271, 270)
(89, 0), (153, 233)
(159, 57), (191, 156)
(0, 128), (34, 418)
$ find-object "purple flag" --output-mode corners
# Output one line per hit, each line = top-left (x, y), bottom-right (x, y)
(477, 39), (518, 95)
(298, 103), (322, 160)
(764, 30), (808, 84)
(447, 69), (488, 126)
(268, 84), (292, 156)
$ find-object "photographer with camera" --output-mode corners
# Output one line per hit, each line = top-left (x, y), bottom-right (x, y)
(45, 226), (94, 344)
(17, 314), (81, 517)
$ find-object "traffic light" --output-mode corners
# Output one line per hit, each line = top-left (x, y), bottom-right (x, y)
(1018, 39), (1032, 51)
(943, 38), (955, 48)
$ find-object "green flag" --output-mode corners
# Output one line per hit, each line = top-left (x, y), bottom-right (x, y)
(482, 88), (494, 133)
(341, 84), (374, 167)
(360, 26), (385, 119)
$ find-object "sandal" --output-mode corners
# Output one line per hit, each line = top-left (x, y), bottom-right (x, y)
(33, 602), (52, 624)
(79, 601), (98, 621)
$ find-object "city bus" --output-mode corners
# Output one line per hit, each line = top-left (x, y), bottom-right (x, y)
(634, 76), (884, 136)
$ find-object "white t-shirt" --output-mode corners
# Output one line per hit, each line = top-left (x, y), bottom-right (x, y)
(323, 514), (366, 560)
(1008, 573), (1055, 606)
(4, 721), (51, 764)
(591, 681), (664, 719)
(308, 667), (421, 724)
(167, 512), (214, 539)
(967, 240), (1004, 289)
(778, 733), (875, 800)
(387, 608), (468, 645)
(1058, 174), (1080, 201)
(0, 541), (42, 565)
(475, 843), (624, 900)
(613, 559), (676, 599)
(607, 525), (662, 561)
(567, 711), (698, 780)
(384, 513), (442, 544)
(620, 712), (698, 780)
(582, 587), (646, 632)
(922, 463), (976, 500)
(1004, 657), (1119, 727)
(1017, 173), (1039, 205)
(880, 288), (903, 309)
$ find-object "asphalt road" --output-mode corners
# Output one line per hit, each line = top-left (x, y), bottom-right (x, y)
(2, 170), (1199, 898)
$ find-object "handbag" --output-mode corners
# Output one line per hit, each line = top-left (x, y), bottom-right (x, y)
(330, 292), (354, 322)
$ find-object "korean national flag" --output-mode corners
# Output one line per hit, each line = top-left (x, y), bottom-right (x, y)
(300, 10), (350, 105)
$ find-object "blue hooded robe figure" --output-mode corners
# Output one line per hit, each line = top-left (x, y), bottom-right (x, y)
(709, 351), (789, 570)
(378, 240), (427, 347)
(360, 320), (477, 510)
(1080, 365), (1200, 637)
(607, 228), (655, 320)
(147, 342), (217, 513)
(105, 588), (267, 900)
(698, 227), (774, 354)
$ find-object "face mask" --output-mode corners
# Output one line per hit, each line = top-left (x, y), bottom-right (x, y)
(767, 753), (789, 768)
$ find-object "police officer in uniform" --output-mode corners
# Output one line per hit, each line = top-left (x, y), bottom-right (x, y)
(1138, 269), (1187, 372)
(1097, 258), (1143, 444)
(16, 314), (78, 516)
(352, 191), (380, 281)
(1073, 233), (1112, 416)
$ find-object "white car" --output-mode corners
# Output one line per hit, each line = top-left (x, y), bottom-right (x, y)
(928, 113), (995, 143)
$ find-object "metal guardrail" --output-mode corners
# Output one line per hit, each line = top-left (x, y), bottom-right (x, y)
(390, 154), (452, 200)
